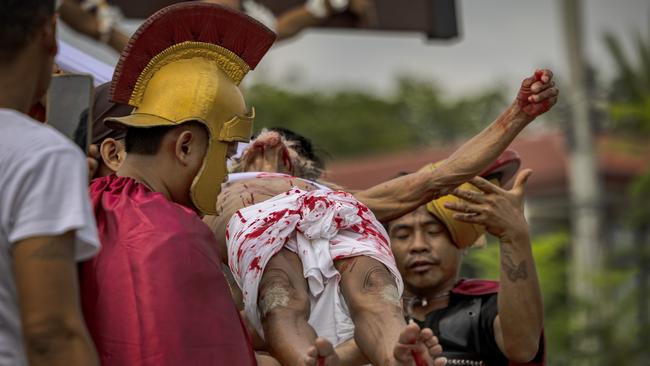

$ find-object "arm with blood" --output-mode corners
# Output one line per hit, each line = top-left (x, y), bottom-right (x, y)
(354, 70), (558, 222)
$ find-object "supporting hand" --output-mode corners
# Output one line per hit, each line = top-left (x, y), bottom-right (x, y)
(444, 169), (533, 244)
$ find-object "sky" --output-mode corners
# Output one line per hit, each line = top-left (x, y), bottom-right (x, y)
(60, 0), (650, 98)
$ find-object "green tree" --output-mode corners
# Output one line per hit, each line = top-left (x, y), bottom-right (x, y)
(604, 25), (650, 335)
(246, 77), (508, 161)
(604, 29), (650, 136)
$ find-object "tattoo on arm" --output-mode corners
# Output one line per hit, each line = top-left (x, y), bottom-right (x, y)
(361, 265), (395, 291)
(501, 248), (528, 282)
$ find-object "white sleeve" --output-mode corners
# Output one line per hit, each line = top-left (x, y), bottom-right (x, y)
(7, 146), (100, 261)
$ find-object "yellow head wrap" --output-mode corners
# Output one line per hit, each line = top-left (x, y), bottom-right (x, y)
(422, 151), (520, 248)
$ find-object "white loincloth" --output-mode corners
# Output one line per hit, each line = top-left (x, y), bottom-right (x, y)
(227, 188), (403, 346)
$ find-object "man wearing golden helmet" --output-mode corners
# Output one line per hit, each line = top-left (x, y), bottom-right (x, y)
(387, 151), (545, 366)
(78, 3), (275, 365)
(203, 69), (558, 365)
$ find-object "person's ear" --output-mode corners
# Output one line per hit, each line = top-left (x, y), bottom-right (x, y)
(174, 130), (195, 166)
(100, 138), (126, 172)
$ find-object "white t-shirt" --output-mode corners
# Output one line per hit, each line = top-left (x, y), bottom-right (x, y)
(0, 109), (100, 365)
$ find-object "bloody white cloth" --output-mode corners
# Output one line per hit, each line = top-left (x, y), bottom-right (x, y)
(227, 187), (403, 345)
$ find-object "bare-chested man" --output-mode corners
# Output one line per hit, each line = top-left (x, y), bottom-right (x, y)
(203, 69), (558, 366)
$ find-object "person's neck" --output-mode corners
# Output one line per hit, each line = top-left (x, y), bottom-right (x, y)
(117, 155), (173, 201)
(406, 279), (458, 321)
(0, 54), (41, 114)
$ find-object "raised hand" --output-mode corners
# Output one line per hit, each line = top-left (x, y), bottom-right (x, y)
(443, 169), (533, 244)
(515, 69), (559, 120)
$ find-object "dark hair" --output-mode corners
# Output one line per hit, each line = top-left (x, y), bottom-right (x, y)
(0, 0), (55, 63)
(267, 127), (325, 170)
(125, 125), (175, 155)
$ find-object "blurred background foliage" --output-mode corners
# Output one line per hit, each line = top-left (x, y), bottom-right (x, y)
(247, 77), (508, 160)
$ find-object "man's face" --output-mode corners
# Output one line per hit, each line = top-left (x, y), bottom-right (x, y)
(388, 205), (463, 295)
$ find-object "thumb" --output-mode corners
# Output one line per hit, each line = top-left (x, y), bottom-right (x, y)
(512, 168), (533, 196)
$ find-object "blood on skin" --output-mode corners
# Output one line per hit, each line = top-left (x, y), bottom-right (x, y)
(251, 140), (266, 154)
(280, 145), (293, 172)
(410, 340), (427, 366)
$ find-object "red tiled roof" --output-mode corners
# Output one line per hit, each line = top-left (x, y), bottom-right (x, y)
(324, 130), (650, 196)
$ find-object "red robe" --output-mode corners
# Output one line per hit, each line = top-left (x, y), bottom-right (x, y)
(81, 175), (256, 365)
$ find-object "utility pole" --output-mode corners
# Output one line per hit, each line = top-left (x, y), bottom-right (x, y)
(561, 0), (603, 363)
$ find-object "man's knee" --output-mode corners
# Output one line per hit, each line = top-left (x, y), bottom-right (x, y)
(258, 268), (309, 320)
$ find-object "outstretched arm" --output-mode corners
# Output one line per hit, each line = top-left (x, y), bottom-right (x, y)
(445, 170), (543, 363)
(354, 69), (558, 222)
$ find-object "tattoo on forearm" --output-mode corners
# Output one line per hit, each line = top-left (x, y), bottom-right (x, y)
(502, 250), (528, 282)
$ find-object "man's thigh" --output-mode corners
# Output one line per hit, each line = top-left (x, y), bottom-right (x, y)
(258, 248), (310, 317)
(334, 256), (401, 310)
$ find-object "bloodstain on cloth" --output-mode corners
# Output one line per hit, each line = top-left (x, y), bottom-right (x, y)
(226, 187), (404, 346)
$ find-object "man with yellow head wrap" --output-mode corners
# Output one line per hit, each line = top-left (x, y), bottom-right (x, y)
(78, 3), (276, 365)
(387, 151), (546, 366)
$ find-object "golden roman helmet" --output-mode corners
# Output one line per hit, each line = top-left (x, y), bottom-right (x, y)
(423, 150), (521, 249)
(105, 3), (276, 214)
